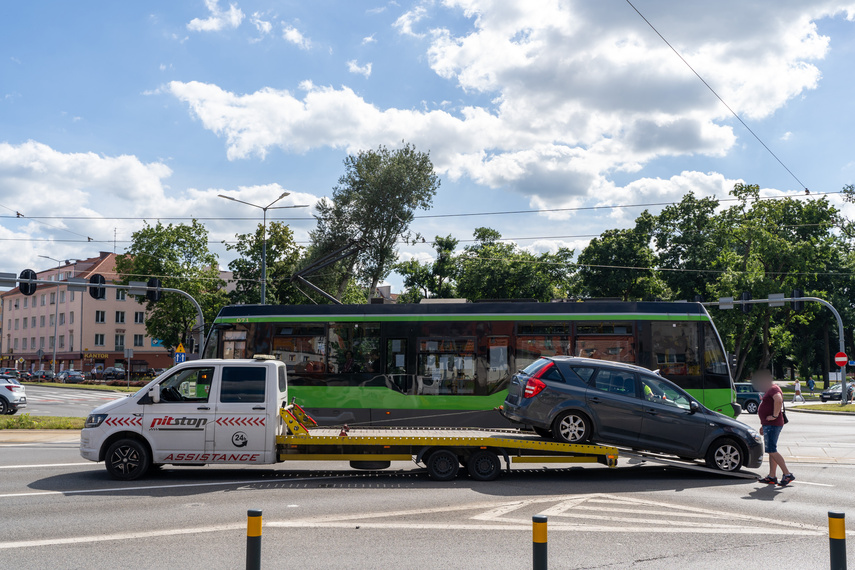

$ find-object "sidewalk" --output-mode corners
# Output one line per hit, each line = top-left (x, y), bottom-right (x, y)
(0, 430), (80, 443)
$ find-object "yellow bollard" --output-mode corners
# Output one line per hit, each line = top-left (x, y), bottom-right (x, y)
(247, 509), (262, 570)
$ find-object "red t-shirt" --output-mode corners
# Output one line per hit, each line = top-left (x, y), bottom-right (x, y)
(758, 384), (785, 426)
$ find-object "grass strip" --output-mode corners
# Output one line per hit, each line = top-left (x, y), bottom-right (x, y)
(0, 414), (85, 429)
(22, 382), (138, 393)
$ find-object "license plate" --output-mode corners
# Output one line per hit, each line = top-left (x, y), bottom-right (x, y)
(19, 397), (26, 404)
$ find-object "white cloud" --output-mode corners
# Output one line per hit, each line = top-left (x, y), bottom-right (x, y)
(0, 141), (323, 276)
(394, 6), (427, 37)
(169, 0), (855, 210)
(362, 34), (377, 45)
(347, 60), (373, 78)
(250, 12), (272, 41)
(781, 131), (793, 141)
(187, 0), (244, 32)
(283, 25), (311, 50)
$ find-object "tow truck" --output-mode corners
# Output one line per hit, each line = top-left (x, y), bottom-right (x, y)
(80, 356), (621, 481)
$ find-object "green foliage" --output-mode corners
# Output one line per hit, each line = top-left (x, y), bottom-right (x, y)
(395, 235), (458, 303)
(115, 220), (229, 352)
(308, 142), (440, 300)
(577, 211), (667, 301)
(225, 221), (304, 305)
(0, 414), (86, 429)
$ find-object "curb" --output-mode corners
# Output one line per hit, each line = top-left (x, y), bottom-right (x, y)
(0, 429), (81, 443)
(787, 407), (854, 416)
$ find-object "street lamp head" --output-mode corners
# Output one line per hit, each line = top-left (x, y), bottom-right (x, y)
(218, 194), (237, 201)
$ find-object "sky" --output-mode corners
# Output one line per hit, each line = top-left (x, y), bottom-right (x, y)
(1, 0), (855, 293)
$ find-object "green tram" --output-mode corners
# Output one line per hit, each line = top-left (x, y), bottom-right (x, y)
(203, 301), (739, 427)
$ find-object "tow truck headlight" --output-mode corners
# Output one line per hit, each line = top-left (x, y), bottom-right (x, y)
(85, 414), (107, 428)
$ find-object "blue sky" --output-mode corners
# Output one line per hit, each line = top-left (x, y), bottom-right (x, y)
(1, 1), (855, 292)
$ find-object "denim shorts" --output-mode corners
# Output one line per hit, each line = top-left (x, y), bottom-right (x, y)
(763, 425), (784, 453)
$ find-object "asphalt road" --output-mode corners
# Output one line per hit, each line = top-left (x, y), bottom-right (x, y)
(2, 413), (854, 569)
(19, 385), (130, 417)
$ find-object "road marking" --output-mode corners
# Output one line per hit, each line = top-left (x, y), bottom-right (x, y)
(0, 462), (93, 470)
(794, 480), (834, 487)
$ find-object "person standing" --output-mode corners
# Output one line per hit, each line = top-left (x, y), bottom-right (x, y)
(753, 370), (795, 486)
(792, 379), (805, 403)
(807, 376), (816, 396)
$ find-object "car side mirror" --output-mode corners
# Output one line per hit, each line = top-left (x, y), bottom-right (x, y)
(689, 400), (700, 414)
(150, 384), (160, 404)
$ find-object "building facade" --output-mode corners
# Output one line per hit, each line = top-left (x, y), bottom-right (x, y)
(0, 252), (172, 375)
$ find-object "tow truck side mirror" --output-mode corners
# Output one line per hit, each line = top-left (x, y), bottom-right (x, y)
(151, 384), (160, 404)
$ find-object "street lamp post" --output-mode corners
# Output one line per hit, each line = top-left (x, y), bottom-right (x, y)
(218, 192), (308, 305)
(38, 255), (63, 377)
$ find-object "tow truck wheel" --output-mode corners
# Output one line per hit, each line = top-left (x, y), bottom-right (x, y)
(467, 450), (501, 481)
(552, 411), (590, 444)
(105, 438), (151, 481)
(426, 449), (459, 481)
(705, 438), (744, 472)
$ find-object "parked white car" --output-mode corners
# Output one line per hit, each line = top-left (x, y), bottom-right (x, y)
(0, 378), (27, 415)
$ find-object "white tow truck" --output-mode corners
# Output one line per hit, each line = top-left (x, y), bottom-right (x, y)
(81, 356), (622, 481)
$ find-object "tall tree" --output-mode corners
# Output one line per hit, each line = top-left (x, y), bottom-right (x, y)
(577, 211), (667, 301)
(115, 220), (228, 352)
(395, 235), (458, 303)
(308, 142), (440, 299)
(224, 221), (304, 305)
(455, 228), (576, 302)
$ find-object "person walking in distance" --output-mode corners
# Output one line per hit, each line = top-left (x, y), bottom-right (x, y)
(806, 376), (816, 397)
(753, 370), (794, 486)
(792, 379), (805, 403)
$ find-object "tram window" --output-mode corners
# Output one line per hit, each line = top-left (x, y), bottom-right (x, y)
(272, 325), (327, 373)
(515, 335), (571, 371)
(651, 322), (700, 376)
(328, 322), (381, 374)
(576, 322), (633, 335)
(417, 337), (476, 395)
(575, 337), (635, 363)
(223, 330), (247, 360)
(387, 339), (407, 374)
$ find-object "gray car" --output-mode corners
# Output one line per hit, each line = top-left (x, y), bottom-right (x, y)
(501, 356), (763, 472)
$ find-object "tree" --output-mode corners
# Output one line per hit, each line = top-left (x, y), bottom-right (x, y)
(308, 142), (440, 300)
(115, 220), (228, 352)
(577, 211), (667, 300)
(455, 228), (576, 302)
(225, 221), (304, 305)
(395, 235), (458, 303)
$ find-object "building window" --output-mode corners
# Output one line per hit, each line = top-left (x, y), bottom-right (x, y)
(59, 335), (65, 349)
(59, 313), (65, 326)
(30, 337), (35, 349)
(40, 316), (45, 327)
(95, 310), (105, 324)
(94, 334), (105, 346)
(14, 318), (19, 330)
(22, 318), (27, 329)
(49, 314), (55, 327)
(13, 338), (18, 350)
(70, 291), (75, 302)
(134, 334), (144, 347)
(116, 289), (126, 301)
(115, 334), (125, 351)
(40, 294), (46, 306)
(50, 292), (55, 305)
(39, 337), (45, 349)
(23, 298), (27, 308)
(134, 311), (145, 324)
(115, 311), (125, 324)
(31, 316), (36, 328)
(69, 332), (73, 351)
(59, 290), (66, 303)
(49, 336), (55, 349)
(22, 338), (27, 350)
(14, 299), (19, 309)
(70, 312), (74, 324)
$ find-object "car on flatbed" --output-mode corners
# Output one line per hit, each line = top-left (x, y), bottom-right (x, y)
(501, 356), (763, 472)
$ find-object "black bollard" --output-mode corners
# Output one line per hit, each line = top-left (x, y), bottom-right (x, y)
(247, 509), (262, 570)
(829, 511), (846, 570)
(533, 514), (547, 570)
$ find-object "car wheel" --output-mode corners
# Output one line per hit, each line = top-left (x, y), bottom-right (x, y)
(467, 450), (502, 481)
(6, 407), (17, 415)
(705, 438), (744, 472)
(0, 398), (8, 415)
(532, 427), (552, 439)
(105, 438), (151, 481)
(425, 449), (460, 481)
(744, 400), (758, 414)
(552, 411), (591, 444)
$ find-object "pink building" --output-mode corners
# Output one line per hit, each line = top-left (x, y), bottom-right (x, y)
(0, 252), (172, 376)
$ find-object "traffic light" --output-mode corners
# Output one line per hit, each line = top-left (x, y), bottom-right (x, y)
(146, 277), (162, 302)
(89, 274), (106, 300)
(740, 291), (752, 314)
(19, 269), (37, 296)
(792, 288), (804, 312)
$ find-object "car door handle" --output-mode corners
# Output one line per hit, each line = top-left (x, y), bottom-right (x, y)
(589, 397), (602, 404)
(645, 409), (658, 415)
(252, 406), (266, 411)
(197, 406), (210, 410)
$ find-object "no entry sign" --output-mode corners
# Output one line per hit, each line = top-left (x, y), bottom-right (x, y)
(835, 352), (848, 367)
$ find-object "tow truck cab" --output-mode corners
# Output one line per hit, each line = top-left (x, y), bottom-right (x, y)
(80, 357), (287, 478)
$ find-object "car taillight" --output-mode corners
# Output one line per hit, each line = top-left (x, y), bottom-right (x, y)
(5, 385), (20, 391)
(524, 377), (546, 398)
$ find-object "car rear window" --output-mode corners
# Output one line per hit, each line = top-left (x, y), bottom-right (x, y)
(521, 359), (552, 376)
